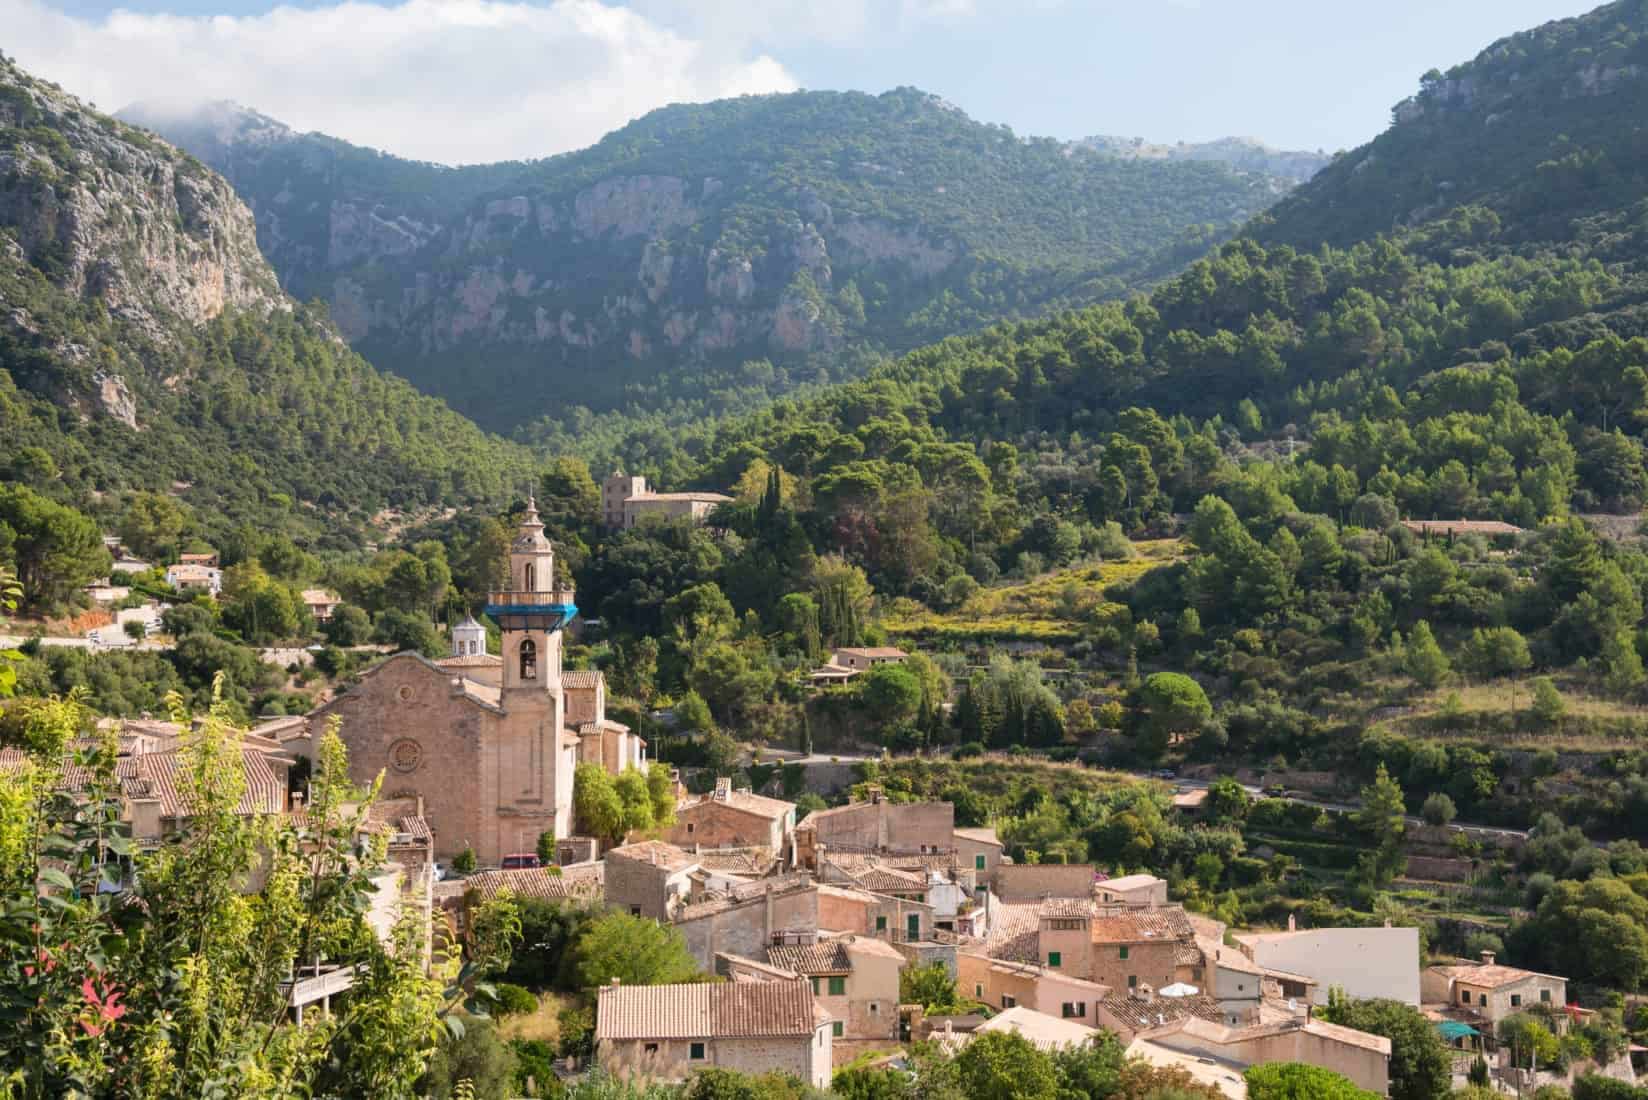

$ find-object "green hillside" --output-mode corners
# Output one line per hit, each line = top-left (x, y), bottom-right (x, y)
(124, 89), (1284, 436)
(0, 54), (533, 550)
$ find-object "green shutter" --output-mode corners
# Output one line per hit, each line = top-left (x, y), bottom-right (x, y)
(831, 1021), (843, 1038)
(1048, 951), (1061, 967)
(1119, 945), (1129, 960)
(690, 1042), (705, 1060)
(828, 976), (846, 996)
(975, 854), (986, 870)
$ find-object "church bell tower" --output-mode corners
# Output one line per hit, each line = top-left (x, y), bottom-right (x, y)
(486, 497), (578, 696)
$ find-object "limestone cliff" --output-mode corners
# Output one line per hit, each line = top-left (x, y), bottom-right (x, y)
(122, 89), (1286, 434)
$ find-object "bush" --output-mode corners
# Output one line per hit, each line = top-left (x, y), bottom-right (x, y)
(954, 741), (985, 759)
(1421, 792), (1457, 827)
(1244, 1062), (1381, 1099)
(453, 846), (478, 875)
(509, 1038), (561, 1098)
(493, 982), (539, 1017)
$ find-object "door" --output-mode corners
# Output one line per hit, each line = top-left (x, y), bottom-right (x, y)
(906, 913), (920, 941)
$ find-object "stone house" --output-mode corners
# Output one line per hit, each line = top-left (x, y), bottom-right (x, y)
(664, 778), (795, 852)
(830, 648), (909, 673)
(1422, 952), (1568, 1027)
(303, 502), (644, 865)
(1094, 987), (1228, 1043)
(595, 978), (832, 1087)
(606, 840), (701, 920)
(602, 469), (733, 530)
(817, 882), (935, 943)
(301, 589), (341, 623)
(1097, 873), (1169, 907)
(993, 863), (1096, 902)
(760, 935), (906, 1064)
(674, 876), (822, 969)
(956, 953), (1112, 1024)
(1134, 1015), (1392, 1097)
(794, 789), (954, 863)
(953, 826), (1004, 881)
(165, 562), (222, 596)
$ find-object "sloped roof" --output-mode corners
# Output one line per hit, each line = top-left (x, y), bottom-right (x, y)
(685, 789), (795, 822)
(607, 840), (699, 873)
(1428, 961), (1565, 988)
(979, 1006), (1099, 1051)
(1099, 990), (1225, 1032)
(835, 647), (908, 659)
(1091, 906), (1196, 945)
(953, 826), (1003, 848)
(847, 865), (928, 894)
(767, 942), (850, 975)
(1101, 874), (1165, 892)
(436, 653), (502, 669)
(465, 862), (604, 902)
(561, 670), (604, 690)
(595, 980), (817, 1041)
(985, 900), (1045, 963)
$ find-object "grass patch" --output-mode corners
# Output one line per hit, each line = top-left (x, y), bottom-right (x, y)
(497, 991), (569, 1044)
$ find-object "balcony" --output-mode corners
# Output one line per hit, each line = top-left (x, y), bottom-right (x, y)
(485, 589), (579, 630)
(485, 588), (577, 608)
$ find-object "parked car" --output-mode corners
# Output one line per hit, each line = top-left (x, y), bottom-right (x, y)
(500, 853), (541, 870)
(1262, 784), (1287, 797)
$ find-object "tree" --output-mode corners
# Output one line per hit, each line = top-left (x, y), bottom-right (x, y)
(614, 768), (655, 835)
(676, 690), (716, 735)
(1355, 764), (1408, 886)
(573, 763), (625, 842)
(1320, 995), (1450, 1100)
(501, 898), (596, 991)
(900, 963), (973, 1013)
(1206, 776), (1252, 824)
(0, 484), (111, 610)
(373, 608), (444, 656)
(703, 730), (742, 777)
(1460, 626), (1531, 681)
(1132, 672), (1212, 761)
(1244, 1062), (1380, 1100)
(118, 491), (191, 561)
(536, 830), (556, 865)
(1403, 621), (1450, 689)
(323, 603), (373, 646)
(560, 911), (699, 992)
(952, 1030), (1059, 1100)
(689, 642), (775, 725)
(861, 662), (923, 731)
(453, 846), (478, 875)
(1531, 677), (1567, 726)
(646, 762), (678, 827)
(1420, 792), (1456, 827)
(422, 1017), (516, 1100)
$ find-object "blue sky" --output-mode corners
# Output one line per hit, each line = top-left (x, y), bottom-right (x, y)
(9, 0), (1603, 164)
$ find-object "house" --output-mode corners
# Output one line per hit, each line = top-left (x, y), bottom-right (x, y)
(165, 563), (222, 596)
(1125, 1035), (1249, 1098)
(937, 1005), (1100, 1054)
(956, 952), (1112, 1024)
(806, 647), (909, 684)
(794, 788), (954, 865)
(953, 826), (1004, 881)
(606, 841), (701, 920)
(1400, 519), (1522, 540)
(602, 469), (734, 530)
(665, 778), (796, 852)
(1421, 952), (1568, 1028)
(759, 934), (905, 1064)
(1133, 1015), (1392, 1098)
(594, 978), (832, 1087)
(816, 882), (935, 945)
(674, 875), (822, 969)
(301, 589), (341, 623)
(1231, 923), (1421, 1006)
(1095, 986), (1228, 1043)
(179, 550), (220, 568)
(993, 863), (1097, 902)
(1097, 873), (1169, 908)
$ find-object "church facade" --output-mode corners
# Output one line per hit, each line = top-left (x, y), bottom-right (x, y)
(307, 501), (643, 864)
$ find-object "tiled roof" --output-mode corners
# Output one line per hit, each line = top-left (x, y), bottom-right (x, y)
(577, 719), (633, 736)
(125, 748), (287, 818)
(1090, 906), (1195, 945)
(561, 670), (605, 690)
(1429, 961), (1564, 989)
(465, 862), (604, 902)
(766, 941), (851, 975)
(691, 848), (778, 875)
(984, 900), (1045, 963)
(1099, 990), (1225, 1032)
(608, 841), (699, 873)
(676, 874), (815, 921)
(595, 979), (817, 1041)
(301, 589), (339, 605)
(687, 789), (794, 821)
(1401, 519), (1522, 536)
(953, 826), (1002, 848)
(436, 653), (502, 669)
(626, 492), (734, 504)
(1039, 898), (1095, 919)
(836, 647), (908, 659)
(848, 865), (928, 894)
(978, 1005), (1099, 1051)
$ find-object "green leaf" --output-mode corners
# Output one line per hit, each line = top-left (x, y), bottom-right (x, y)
(38, 867), (74, 892)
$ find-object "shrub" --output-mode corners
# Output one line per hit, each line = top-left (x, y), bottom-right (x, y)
(493, 982), (539, 1017)
(1421, 792), (1457, 827)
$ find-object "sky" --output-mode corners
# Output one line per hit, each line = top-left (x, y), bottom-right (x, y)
(6, 0), (1604, 165)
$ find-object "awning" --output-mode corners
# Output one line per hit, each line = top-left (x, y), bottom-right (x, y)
(1438, 1021), (1480, 1040)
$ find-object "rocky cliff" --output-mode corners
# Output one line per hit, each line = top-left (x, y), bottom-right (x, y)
(123, 89), (1286, 435)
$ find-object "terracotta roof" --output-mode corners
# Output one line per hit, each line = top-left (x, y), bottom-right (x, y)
(436, 653), (502, 669)
(848, 865), (928, 894)
(1090, 908), (1194, 945)
(953, 826), (1003, 848)
(595, 980), (817, 1041)
(835, 647), (908, 659)
(124, 748), (286, 818)
(687, 789), (794, 821)
(692, 848), (778, 875)
(1428, 961), (1565, 989)
(301, 589), (339, 605)
(1099, 990), (1225, 1032)
(1040, 898), (1095, 919)
(676, 874), (815, 921)
(577, 719), (633, 736)
(465, 862), (604, 902)
(978, 1005), (1099, 1051)
(767, 942), (851, 975)
(561, 670), (605, 690)
(625, 492), (734, 504)
(607, 841), (699, 873)
(985, 900), (1046, 963)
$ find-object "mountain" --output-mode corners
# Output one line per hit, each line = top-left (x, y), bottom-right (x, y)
(1255, 0), (1648, 249)
(120, 90), (1287, 436)
(0, 54), (532, 548)
(1079, 135), (1331, 185)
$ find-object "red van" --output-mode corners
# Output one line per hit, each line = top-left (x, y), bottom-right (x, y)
(500, 853), (542, 870)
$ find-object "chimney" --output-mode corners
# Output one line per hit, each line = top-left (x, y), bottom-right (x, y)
(1480, 950), (1496, 966)
(1287, 913), (1296, 932)
(714, 777), (731, 802)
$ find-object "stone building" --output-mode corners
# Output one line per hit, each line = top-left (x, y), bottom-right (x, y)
(1422, 952), (1568, 1027)
(606, 840), (701, 920)
(305, 501), (644, 864)
(663, 778), (795, 852)
(601, 469), (733, 531)
(595, 977), (832, 1087)
(758, 935), (905, 1065)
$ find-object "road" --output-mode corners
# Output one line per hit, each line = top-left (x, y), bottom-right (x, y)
(1154, 772), (1529, 840)
(0, 634), (166, 652)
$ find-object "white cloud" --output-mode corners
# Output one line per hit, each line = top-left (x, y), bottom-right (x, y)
(3, 0), (800, 164)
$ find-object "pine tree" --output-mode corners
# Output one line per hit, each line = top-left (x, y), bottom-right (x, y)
(1403, 620), (1450, 688)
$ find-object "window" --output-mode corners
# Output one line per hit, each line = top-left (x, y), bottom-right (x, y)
(1048, 951), (1062, 967)
(974, 984), (984, 999)
(1237, 983), (1245, 992)
(875, 916), (887, 932)
(1128, 975), (1137, 989)
(1541, 989), (1552, 1003)
(1119, 946), (1129, 960)
(1511, 994), (1522, 1007)
(1460, 990), (1471, 1004)
(1062, 1003), (1079, 1018)
(907, 913), (920, 939)
(689, 1042), (705, 1061)
(629, 906), (641, 917)
(524, 563), (536, 590)
(1478, 993), (1487, 1007)
(975, 854), (986, 871)
(869, 1002), (879, 1015)
(828, 977), (846, 996)
(1191, 967), (1203, 981)
(686, 823), (695, 835)
(810, 978), (821, 995)
(518, 638), (537, 680)
(831, 1022), (843, 1038)
(1002, 995), (1016, 1009)
(644, 1043), (658, 1055)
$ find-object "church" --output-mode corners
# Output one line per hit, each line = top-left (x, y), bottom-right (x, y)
(304, 500), (644, 864)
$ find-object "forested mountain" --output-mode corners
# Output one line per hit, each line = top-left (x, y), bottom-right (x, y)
(1079, 134), (1331, 185)
(0, 55), (533, 549)
(1254, 0), (1648, 248)
(120, 90), (1284, 436)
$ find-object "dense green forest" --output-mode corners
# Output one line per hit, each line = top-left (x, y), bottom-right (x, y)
(130, 88), (1283, 437)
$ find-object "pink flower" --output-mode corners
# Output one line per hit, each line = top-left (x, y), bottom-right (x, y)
(79, 975), (126, 1037)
